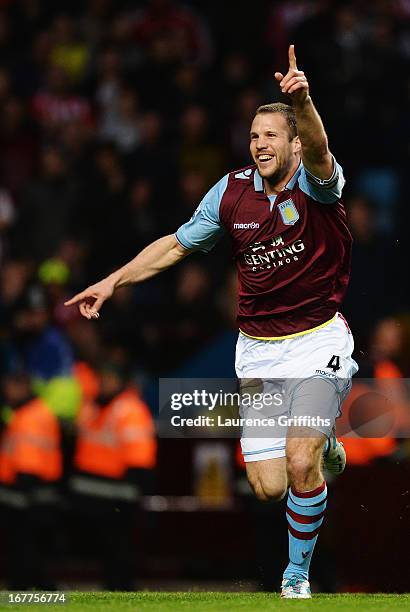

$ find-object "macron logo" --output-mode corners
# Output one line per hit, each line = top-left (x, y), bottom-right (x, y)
(234, 222), (260, 229)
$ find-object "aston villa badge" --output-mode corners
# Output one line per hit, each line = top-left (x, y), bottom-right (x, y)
(278, 199), (299, 225)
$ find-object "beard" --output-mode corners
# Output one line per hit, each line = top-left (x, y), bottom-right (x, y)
(261, 157), (293, 189)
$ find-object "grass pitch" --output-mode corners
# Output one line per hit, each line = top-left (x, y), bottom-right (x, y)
(1, 592), (410, 611)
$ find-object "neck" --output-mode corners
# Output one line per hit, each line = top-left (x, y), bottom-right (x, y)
(263, 157), (301, 196)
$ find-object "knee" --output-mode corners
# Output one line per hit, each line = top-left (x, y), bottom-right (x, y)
(286, 454), (317, 490)
(248, 476), (287, 502)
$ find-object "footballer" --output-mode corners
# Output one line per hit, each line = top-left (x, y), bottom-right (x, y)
(66, 46), (357, 598)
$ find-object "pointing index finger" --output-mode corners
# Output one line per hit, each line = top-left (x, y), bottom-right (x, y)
(64, 292), (85, 306)
(289, 44), (298, 70)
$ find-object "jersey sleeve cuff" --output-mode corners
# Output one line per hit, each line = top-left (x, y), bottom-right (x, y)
(174, 232), (191, 250)
(304, 155), (339, 189)
(174, 232), (210, 254)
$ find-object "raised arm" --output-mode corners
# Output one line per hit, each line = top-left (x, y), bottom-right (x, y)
(64, 235), (190, 319)
(275, 45), (333, 180)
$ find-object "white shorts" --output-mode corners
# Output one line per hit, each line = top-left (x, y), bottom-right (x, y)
(235, 313), (358, 462)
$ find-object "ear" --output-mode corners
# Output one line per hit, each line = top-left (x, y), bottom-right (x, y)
(292, 135), (301, 155)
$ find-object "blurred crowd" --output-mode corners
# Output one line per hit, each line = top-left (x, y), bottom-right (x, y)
(0, 0), (410, 591)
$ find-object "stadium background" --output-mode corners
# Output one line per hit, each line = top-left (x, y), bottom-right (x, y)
(0, 0), (409, 594)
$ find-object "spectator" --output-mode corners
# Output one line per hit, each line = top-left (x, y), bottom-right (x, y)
(0, 96), (38, 196)
(130, 111), (174, 180)
(16, 146), (81, 262)
(343, 196), (401, 345)
(95, 48), (123, 138)
(31, 66), (93, 137)
(0, 371), (63, 589)
(49, 14), (90, 83)
(179, 105), (225, 185)
(132, 0), (212, 65)
(99, 87), (141, 153)
(69, 361), (157, 590)
(11, 284), (73, 381)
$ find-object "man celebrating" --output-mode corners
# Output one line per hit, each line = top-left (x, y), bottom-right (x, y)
(66, 46), (357, 598)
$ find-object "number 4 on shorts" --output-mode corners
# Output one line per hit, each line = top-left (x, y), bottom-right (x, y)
(326, 355), (341, 373)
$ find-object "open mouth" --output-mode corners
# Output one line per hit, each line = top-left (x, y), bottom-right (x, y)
(257, 154), (274, 165)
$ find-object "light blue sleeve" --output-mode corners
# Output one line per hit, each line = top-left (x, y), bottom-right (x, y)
(175, 174), (228, 252)
(298, 156), (345, 204)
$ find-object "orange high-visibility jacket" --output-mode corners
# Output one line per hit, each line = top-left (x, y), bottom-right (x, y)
(74, 361), (99, 402)
(0, 398), (62, 484)
(74, 388), (157, 479)
(340, 361), (400, 465)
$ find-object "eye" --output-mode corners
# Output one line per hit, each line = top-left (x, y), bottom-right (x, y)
(267, 132), (277, 138)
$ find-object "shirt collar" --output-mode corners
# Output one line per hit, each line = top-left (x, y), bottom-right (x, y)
(253, 161), (303, 193)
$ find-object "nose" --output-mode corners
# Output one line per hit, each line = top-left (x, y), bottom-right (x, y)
(256, 138), (268, 150)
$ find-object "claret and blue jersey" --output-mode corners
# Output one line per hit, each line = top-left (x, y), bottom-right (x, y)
(175, 159), (352, 339)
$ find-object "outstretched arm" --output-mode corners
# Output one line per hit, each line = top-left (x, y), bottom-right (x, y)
(275, 45), (333, 180)
(66, 173), (227, 319)
(64, 234), (190, 319)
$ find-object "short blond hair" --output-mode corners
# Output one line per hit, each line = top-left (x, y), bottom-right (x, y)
(256, 102), (297, 140)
